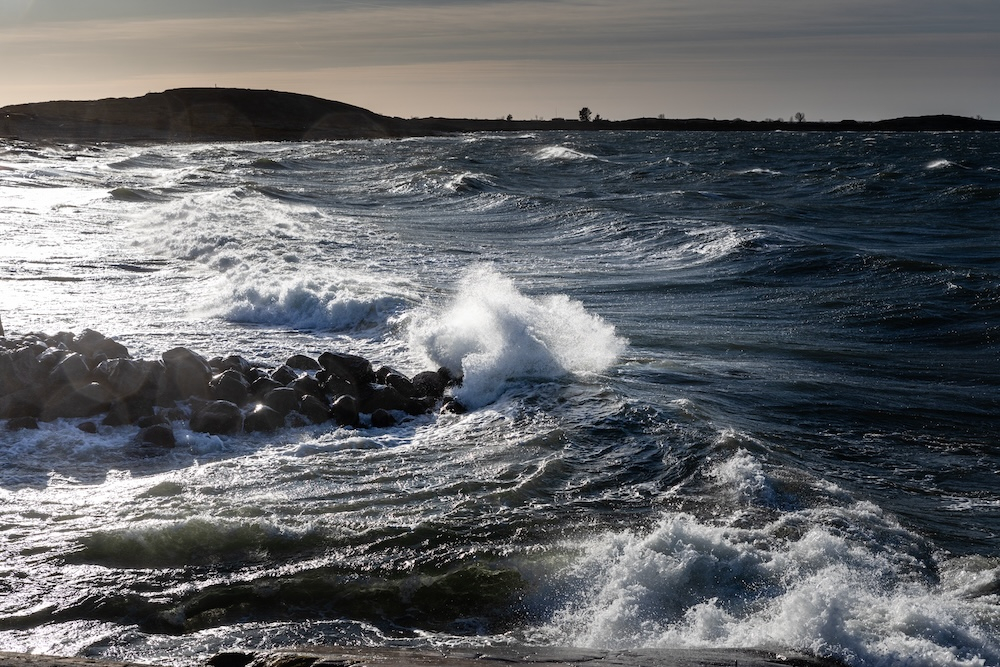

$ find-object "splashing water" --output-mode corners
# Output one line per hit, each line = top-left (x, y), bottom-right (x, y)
(409, 266), (625, 407)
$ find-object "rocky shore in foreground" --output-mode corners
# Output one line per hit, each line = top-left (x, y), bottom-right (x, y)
(1, 88), (998, 143)
(0, 646), (848, 667)
(1, 328), (463, 442)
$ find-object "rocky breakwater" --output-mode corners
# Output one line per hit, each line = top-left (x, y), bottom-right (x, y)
(0, 329), (464, 445)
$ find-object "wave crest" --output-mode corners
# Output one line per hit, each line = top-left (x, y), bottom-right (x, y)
(408, 266), (625, 408)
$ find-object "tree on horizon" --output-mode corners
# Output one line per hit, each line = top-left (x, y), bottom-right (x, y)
(579, 107), (592, 122)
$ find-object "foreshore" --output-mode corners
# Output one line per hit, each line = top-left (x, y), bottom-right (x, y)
(0, 646), (848, 667)
(2, 87), (998, 144)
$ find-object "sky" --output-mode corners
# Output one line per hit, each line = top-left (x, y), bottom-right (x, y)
(1, 0), (998, 121)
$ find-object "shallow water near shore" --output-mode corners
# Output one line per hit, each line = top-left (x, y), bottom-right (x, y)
(1, 130), (999, 666)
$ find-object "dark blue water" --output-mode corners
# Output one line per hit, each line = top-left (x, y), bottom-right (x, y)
(1, 130), (998, 666)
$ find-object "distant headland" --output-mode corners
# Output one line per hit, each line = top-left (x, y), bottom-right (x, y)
(2, 87), (998, 143)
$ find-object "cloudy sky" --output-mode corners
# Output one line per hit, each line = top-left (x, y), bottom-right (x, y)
(1, 0), (997, 121)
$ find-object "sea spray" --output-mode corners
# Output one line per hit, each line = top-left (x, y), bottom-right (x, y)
(408, 266), (625, 408)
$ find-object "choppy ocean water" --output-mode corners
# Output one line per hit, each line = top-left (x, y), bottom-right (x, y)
(0, 130), (998, 666)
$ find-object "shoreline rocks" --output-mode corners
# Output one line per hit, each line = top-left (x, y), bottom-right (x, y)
(0, 329), (463, 444)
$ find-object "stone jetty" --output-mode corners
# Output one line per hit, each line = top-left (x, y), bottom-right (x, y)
(0, 329), (464, 443)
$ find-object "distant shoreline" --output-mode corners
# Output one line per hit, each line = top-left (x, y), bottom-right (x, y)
(2, 87), (998, 143)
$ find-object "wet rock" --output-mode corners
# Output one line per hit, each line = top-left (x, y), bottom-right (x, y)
(412, 370), (446, 399)
(250, 376), (283, 399)
(383, 372), (416, 398)
(361, 385), (425, 416)
(0, 387), (42, 419)
(94, 358), (159, 399)
(288, 375), (325, 400)
(136, 413), (171, 429)
(319, 373), (360, 402)
(441, 397), (467, 414)
(262, 387), (300, 418)
(7, 415), (39, 431)
(70, 328), (129, 362)
(210, 369), (250, 406)
(370, 408), (396, 428)
(41, 381), (113, 420)
(319, 351), (375, 385)
(47, 352), (91, 389)
(270, 364), (299, 386)
(244, 403), (284, 433)
(77, 420), (99, 433)
(212, 354), (253, 376)
(298, 394), (330, 424)
(190, 400), (243, 435)
(285, 354), (321, 371)
(160, 347), (212, 404)
(139, 423), (176, 448)
(330, 394), (359, 427)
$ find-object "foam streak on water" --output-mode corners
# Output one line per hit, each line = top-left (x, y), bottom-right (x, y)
(1, 131), (999, 666)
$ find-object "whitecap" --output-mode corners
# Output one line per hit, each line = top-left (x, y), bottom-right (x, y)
(408, 266), (626, 408)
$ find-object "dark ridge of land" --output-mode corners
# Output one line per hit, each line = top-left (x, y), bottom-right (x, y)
(1, 87), (999, 143)
(0, 646), (849, 667)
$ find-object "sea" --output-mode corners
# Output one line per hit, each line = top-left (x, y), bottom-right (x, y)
(0, 129), (998, 667)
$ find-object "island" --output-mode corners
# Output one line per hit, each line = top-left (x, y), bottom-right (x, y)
(1, 88), (998, 143)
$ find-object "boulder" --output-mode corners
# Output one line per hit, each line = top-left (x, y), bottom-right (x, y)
(160, 347), (212, 404)
(190, 400), (243, 435)
(330, 394), (359, 427)
(361, 385), (424, 416)
(41, 381), (114, 420)
(6, 415), (39, 431)
(412, 371), (446, 399)
(285, 354), (321, 371)
(70, 328), (130, 362)
(139, 423), (176, 448)
(0, 387), (41, 419)
(288, 375), (325, 400)
(298, 394), (330, 424)
(318, 351), (375, 385)
(250, 376), (283, 399)
(244, 404), (284, 433)
(270, 364), (299, 386)
(209, 369), (250, 406)
(212, 354), (253, 376)
(262, 387), (299, 418)
(383, 372), (416, 398)
(77, 421), (99, 433)
(47, 352), (91, 389)
(370, 408), (396, 428)
(93, 358), (160, 398)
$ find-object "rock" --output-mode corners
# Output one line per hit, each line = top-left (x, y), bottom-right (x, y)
(160, 347), (212, 404)
(298, 394), (330, 424)
(270, 364), (299, 386)
(330, 394), (359, 427)
(441, 397), (467, 414)
(0, 387), (41, 419)
(77, 420), (98, 433)
(93, 358), (159, 398)
(361, 385), (425, 416)
(318, 351), (375, 385)
(212, 354), (252, 375)
(319, 373), (360, 402)
(285, 354), (321, 371)
(385, 372), (417, 397)
(136, 413), (171, 429)
(412, 371), (446, 399)
(70, 328), (129, 362)
(47, 352), (91, 389)
(190, 400), (243, 435)
(250, 376), (283, 399)
(262, 387), (299, 418)
(6, 415), (39, 431)
(288, 375), (325, 400)
(370, 408), (396, 428)
(139, 423), (176, 448)
(243, 404), (284, 433)
(41, 381), (113, 420)
(209, 369), (250, 406)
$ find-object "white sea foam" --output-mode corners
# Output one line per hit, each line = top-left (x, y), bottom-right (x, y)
(535, 146), (601, 162)
(408, 266), (626, 408)
(531, 451), (1000, 667)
